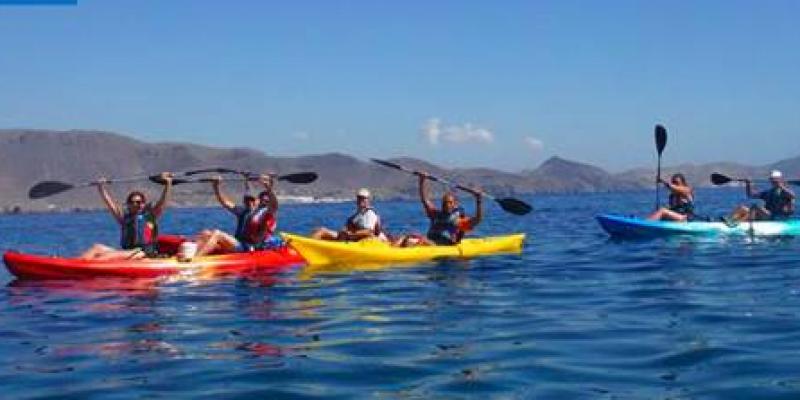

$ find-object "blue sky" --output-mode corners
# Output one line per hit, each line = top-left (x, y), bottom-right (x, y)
(1, 0), (798, 171)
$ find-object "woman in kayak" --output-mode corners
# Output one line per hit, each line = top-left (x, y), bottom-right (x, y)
(311, 188), (387, 241)
(647, 173), (695, 222)
(194, 174), (281, 256)
(728, 170), (795, 221)
(80, 172), (174, 260)
(402, 171), (482, 246)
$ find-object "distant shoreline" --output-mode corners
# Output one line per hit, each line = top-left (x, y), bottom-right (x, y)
(0, 187), (748, 216)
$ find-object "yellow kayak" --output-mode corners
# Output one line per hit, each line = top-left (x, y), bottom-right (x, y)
(282, 233), (525, 266)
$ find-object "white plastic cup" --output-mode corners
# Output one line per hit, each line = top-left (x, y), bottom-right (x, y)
(177, 241), (198, 262)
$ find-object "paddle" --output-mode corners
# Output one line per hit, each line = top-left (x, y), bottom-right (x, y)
(710, 172), (742, 186)
(183, 168), (317, 184)
(654, 124), (667, 210)
(370, 158), (533, 215)
(29, 175), (188, 200)
(711, 172), (800, 187)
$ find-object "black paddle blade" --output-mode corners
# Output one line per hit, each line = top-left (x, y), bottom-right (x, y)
(278, 172), (317, 184)
(496, 197), (533, 215)
(29, 181), (74, 199)
(655, 124), (667, 154)
(710, 173), (733, 186)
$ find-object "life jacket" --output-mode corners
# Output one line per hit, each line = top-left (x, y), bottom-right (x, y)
(668, 192), (694, 216)
(761, 187), (795, 219)
(346, 207), (382, 236)
(427, 207), (467, 245)
(120, 207), (158, 255)
(234, 206), (276, 246)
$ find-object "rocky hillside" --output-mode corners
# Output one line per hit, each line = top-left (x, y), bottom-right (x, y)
(0, 129), (796, 212)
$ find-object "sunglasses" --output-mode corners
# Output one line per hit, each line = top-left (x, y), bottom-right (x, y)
(128, 199), (143, 205)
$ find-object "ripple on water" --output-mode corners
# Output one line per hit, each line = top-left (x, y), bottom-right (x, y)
(2, 191), (800, 398)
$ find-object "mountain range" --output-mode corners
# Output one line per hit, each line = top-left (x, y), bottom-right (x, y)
(1, 129), (798, 212)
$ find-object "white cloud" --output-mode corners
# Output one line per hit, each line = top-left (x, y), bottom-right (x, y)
(291, 131), (310, 140)
(523, 136), (544, 152)
(422, 118), (442, 145)
(421, 118), (494, 145)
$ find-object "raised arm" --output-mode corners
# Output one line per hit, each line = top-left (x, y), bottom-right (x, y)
(97, 178), (123, 225)
(211, 176), (237, 213)
(260, 175), (278, 214)
(151, 172), (174, 218)
(465, 188), (483, 230)
(418, 172), (436, 218)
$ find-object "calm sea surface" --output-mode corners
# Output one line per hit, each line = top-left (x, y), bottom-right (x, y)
(2, 188), (800, 399)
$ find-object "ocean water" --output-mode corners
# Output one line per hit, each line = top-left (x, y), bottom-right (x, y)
(2, 188), (800, 399)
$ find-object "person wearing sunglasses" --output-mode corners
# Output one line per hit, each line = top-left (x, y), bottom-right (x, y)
(194, 174), (280, 256)
(80, 172), (174, 260)
(311, 188), (387, 241)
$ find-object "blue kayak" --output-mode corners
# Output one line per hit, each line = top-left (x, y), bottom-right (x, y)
(596, 213), (800, 238)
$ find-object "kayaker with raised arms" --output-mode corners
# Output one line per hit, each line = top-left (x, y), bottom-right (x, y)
(80, 172), (173, 260)
(194, 174), (281, 256)
(311, 188), (387, 241)
(416, 171), (482, 245)
(728, 170), (795, 221)
(647, 173), (695, 222)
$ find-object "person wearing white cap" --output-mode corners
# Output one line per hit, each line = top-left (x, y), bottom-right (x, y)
(729, 169), (795, 221)
(311, 188), (387, 241)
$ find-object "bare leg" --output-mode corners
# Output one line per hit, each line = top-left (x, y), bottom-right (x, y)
(647, 207), (687, 222)
(80, 243), (115, 259)
(196, 230), (239, 256)
(91, 248), (145, 261)
(311, 227), (339, 241)
(731, 205), (750, 221)
(193, 230), (213, 254)
(647, 208), (666, 221)
(195, 229), (222, 257)
(391, 234), (434, 247)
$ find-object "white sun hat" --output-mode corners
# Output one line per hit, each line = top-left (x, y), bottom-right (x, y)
(356, 188), (371, 198)
(770, 170), (783, 179)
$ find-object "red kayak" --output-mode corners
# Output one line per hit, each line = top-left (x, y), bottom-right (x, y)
(3, 235), (305, 280)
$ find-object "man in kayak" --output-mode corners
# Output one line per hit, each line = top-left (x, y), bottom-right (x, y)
(80, 172), (174, 260)
(194, 174), (281, 256)
(410, 171), (482, 245)
(311, 188), (387, 241)
(728, 170), (795, 221)
(647, 173), (695, 222)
